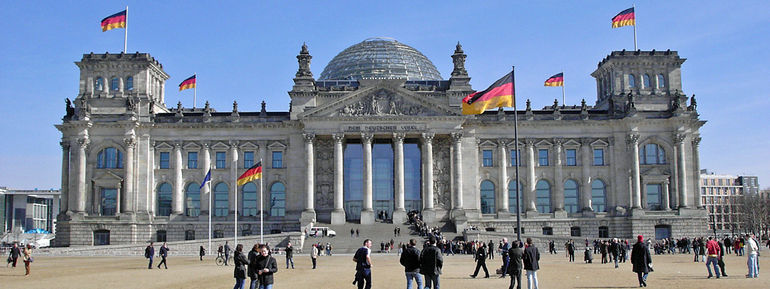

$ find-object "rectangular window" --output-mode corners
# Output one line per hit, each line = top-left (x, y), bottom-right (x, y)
(216, 152), (226, 169)
(542, 227), (553, 235)
(593, 148), (605, 166)
(100, 188), (117, 216)
(187, 152), (198, 169)
(482, 150), (493, 167)
(272, 151), (283, 168)
(565, 149), (577, 166)
(243, 151), (254, 168)
(510, 149), (520, 166)
(538, 149), (549, 166)
(159, 152), (170, 169)
(646, 184), (662, 210)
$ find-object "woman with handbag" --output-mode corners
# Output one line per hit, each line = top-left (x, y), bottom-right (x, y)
(22, 244), (33, 276)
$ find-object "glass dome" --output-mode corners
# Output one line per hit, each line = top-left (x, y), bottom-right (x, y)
(319, 38), (442, 81)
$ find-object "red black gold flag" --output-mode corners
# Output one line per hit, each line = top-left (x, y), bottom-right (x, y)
(237, 161), (262, 186)
(101, 10), (127, 32)
(179, 75), (196, 91)
(612, 8), (635, 28)
(462, 72), (514, 115)
(544, 73), (564, 87)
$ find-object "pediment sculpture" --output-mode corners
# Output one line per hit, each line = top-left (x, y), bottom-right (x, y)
(338, 89), (429, 116)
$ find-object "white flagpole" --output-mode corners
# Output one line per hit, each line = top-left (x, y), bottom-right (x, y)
(561, 71), (566, 105)
(124, 6), (128, 53)
(259, 159), (264, 244)
(633, 4), (638, 50)
(207, 167), (212, 255)
(193, 73), (197, 109)
(235, 175), (238, 246)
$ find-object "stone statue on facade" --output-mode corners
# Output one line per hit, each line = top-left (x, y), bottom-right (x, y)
(65, 98), (74, 118)
(451, 42), (468, 76)
(296, 43), (313, 78)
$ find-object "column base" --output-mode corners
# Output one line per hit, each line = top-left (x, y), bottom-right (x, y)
(496, 210), (512, 219)
(119, 212), (136, 221)
(553, 209), (568, 218)
(422, 209), (437, 224)
(331, 209), (347, 225)
(451, 210), (468, 233)
(392, 208), (407, 224)
(450, 208), (466, 219)
(630, 208), (646, 217)
(360, 210), (375, 225)
(300, 209), (317, 227)
(525, 210), (539, 218)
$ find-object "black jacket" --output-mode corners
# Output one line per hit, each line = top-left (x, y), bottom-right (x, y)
(631, 242), (652, 273)
(285, 246), (293, 259)
(475, 247), (487, 263)
(247, 249), (259, 279)
(233, 251), (248, 279)
(255, 255), (278, 285)
(10, 247), (20, 258)
(522, 245), (540, 271)
(399, 246), (421, 272)
(159, 246), (169, 257)
(144, 246), (154, 259)
(507, 247), (524, 273)
(420, 245), (443, 275)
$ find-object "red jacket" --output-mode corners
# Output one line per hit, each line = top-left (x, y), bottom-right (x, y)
(706, 240), (720, 256)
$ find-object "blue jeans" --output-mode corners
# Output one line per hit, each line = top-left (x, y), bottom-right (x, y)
(423, 273), (440, 289)
(526, 270), (538, 289)
(249, 278), (258, 289)
(405, 272), (422, 289)
(233, 278), (245, 289)
(258, 284), (273, 289)
(706, 256), (720, 277)
(748, 254), (758, 277)
(502, 255), (510, 276)
(286, 257), (294, 269)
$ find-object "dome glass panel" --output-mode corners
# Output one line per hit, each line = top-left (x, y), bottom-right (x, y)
(319, 38), (442, 81)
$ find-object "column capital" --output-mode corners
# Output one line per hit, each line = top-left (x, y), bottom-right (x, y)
(673, 133), (686, 144)
(228, 140), (240, 147)
(421, 132), (435, 143)
(332, 133), (345, 143)
(552, 138), (564, 147)
(450, 132), (463, 142)
(691, 136), (701, 147)
(361, 133), (373, 144)
(497, 138), (509, 147)
(580, 137), (593, 146)
(173, 142), (182, 150)
(123, 137), (136, 148)
(77, 137), (90, 149)
(60, 140), (71, 149)
(303, 132), (316, 143)
(393, 132), (405, 143)
(525, 139), (536, 147)
(201, 142), (210, 149)
(626, 133), (640, 146)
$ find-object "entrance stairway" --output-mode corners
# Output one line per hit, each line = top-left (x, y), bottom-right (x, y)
(303, 220), (462, 254)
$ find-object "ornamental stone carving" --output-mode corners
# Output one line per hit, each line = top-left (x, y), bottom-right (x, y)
(338, 89), (427, 116)
(673, 133), (686, 144)
(303, 133), (316, 143)
(626, 133), (640, 146)
(432, 135), (451, 209)
(315, 137), (334, 209)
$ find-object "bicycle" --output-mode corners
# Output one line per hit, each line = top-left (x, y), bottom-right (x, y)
(215, 253), (226, 266)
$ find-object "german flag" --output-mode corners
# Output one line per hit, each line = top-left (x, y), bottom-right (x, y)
(612, 8), (635, 28)
(101, 10), (126, 32)
(544, 73), (564, 87)
(178, 75), (196, 91)
(237, 161), (262, 186)
(462, 72), (514, 115)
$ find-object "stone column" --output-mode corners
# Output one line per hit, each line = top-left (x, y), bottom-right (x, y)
(60, 141), (70, 213)
(229, 141), (239, 214)
(553, 139), (565, 216)
(392, 133), (407, 224)
(451, 132), (464, 211)
(662, 178), (671, 211)
(74, 137), (89, 213)
(360, 133), (375, 225)
(200, 143), (211, 215)
(580, 139), (593, 212)
(675, 133), (689, 208)
(497, 139), (509, 214)
(525, 140), (537, 214)
(692, 137), (703, 208)
(301, 134), (317, 224)
(173, 142), (184, 215)
(122, 135), (136, 214)
(628, 134), (642, 209)
(331, 134), (346, 224)
(422, 132), (436, 223)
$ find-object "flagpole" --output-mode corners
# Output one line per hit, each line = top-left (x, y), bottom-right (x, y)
(561, 71), (566, 105)
(207, 167), (212, 255)
(193, 73), (197, 109)
(123, 6), (128, 53)
(633, 3), (638, 50)
(259, 158), (264, 244)
(512, 65), (522, 243)
(235, 173), (238, 246)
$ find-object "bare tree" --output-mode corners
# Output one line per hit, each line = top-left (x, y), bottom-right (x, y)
(736, 192), (770, 238)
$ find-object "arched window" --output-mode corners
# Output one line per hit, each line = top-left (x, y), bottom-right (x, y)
(591, 179), (607, 212)
(508, 180), (523, 214)
(480, 180), (496, 214)
(97, 147), (123, 169)
(111, 77), (120, 91)
(214, 182), (229, 217)
(270, 182), (286, 217)
(157, 183), (172, 216)
(125, 76), (134, 91)
(95, 77), (104, 91)
(642, 74), (651, 89)
(536, 180), (551, 213)
(640, 143), (666, 164)
(657, 74), (665, 89)
(628, 74), (636, 88)
(185, 183), (200, 217)
(564, 179), (579, 213)
(242, 183), (258, 216)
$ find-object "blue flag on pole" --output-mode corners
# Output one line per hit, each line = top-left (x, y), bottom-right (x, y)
(200, 169), (211, 189)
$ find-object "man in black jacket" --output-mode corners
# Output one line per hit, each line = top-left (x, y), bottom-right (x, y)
(507, 240), (524, 289)
(523, 238), (540, 289)
(247, 244), (260, 289)
(8, 243), (21, 268)
(399, 239), (422, 289)
(353, 239), (373, 289)
(285, 242), (294, 269)
(469, 242), (489, 278)
(420, 236), (443, 289)
(224, 241), (232, 266)
(144, 242), (154, 269)
(255, 245), (278, 288)
(631, 235), (652, 287)
(157, 242), (169, 269)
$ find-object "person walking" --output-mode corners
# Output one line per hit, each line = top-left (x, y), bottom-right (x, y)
(233, 244), (248, 289)
(285, 242), (295, 269)
(8, 243), (20, 268)
(420, 236), (443, 289)
(631, 235), (652, 287)
(351, 228), (355, 238)
(400, 239), (422, 289)
(717, 238), (728, 277)
(311, 244), (319, 269)
(745, 233), (759, 278)
(199, 245), (206, 261)
(567, 240), (575, 263)
(255, 245), (278, 289)
(705, 236), (721, 278)
(225, 241), (232, 266)
(248, 244), (260, 289)
(522, 238), (540, 289)
(488, 240), (495, 260)
(157, 242), (169, 269)
(507, 240), (524, 289)
(22, 244), (32, 276)
(611, 238), (621, 268)
(469, 242), (489, 278)
(353, 239), (373, 289)
(144, 242), (155, 269)
(500, 238), (511, 277)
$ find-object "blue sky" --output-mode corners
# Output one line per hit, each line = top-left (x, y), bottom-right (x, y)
(0, 0), (768, 189)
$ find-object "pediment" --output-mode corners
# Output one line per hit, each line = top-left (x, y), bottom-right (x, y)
(641, 166), (669, 176)
(92, 170), (123, 183)
(591, 139), (609, 147)
(478, 140), (498, 148)
(300, 86), (459, 118)
(267, 141), (286, 150)
(239, 141), (259, 150)
(211, 142), (230, 150)
(535, 140), (553, 147)
(155, 142), (173, 150)
(563, 139), (581, 147)
(183, 142), (201, 150)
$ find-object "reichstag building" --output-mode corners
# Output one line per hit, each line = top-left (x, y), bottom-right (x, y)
(56, 38), (707, 246)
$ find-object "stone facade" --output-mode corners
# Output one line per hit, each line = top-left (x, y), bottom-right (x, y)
(56, 43), (707, 246)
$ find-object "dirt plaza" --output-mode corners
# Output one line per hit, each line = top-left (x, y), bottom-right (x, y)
(1, 251), (766, 289)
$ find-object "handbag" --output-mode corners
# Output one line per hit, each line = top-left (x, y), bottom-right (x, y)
(647, 263), (653, 272)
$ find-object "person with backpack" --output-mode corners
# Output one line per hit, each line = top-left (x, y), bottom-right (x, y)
(144, 242), (155, 269)
(353, 239), (373, 289)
